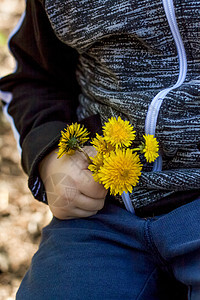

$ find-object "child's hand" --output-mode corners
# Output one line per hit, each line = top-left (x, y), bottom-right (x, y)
(39, 146), (108, 219)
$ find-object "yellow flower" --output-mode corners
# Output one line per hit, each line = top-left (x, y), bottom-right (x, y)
(142, 134), (159, 163)
(91, 134), (115, 157)
(103, 116), (136, 148)
(57, 123), (90, 158)
(88, 153), (104, 182)
(98, 148), (142, 196)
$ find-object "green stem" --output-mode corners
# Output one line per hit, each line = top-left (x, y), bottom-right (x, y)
(132, 147), (141, 151)
(77, 146), (92, 164)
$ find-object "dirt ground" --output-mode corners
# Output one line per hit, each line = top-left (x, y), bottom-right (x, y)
(0, 1), (52, 299)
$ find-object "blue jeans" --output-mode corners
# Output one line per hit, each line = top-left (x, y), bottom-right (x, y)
(16, 197), (200, 300)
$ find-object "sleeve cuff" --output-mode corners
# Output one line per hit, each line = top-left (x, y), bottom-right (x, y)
(22, 121), (67, 203)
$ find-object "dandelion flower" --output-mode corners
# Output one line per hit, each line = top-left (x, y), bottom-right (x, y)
(57, 123), (89, 158)
(88, 153), (104, 182)
(98, 148), (142, 195)
(103, 116), (136, 148)
(91, 134), (115, 157)
(142, 134), (159, 163)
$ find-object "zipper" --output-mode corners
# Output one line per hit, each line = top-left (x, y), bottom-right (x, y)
(122, 0), (188, 212)
(121, 192), (135, 213)
(145, 0), (187, 171)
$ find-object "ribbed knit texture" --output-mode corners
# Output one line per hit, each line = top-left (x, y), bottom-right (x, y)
(45, 0), (200, 208)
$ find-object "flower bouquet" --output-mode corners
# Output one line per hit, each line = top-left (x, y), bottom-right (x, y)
(57, 117), (159, 212)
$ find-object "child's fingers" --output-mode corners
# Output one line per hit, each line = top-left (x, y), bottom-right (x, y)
(77, 169), (108, 199)
(66, 207), (99, 219)
(75, 192), (105, 211)
(48, 185), (105, 219)
(50, 201), (98, 220)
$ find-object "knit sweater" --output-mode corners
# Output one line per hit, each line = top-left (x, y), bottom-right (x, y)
(0, 0), (199, 215)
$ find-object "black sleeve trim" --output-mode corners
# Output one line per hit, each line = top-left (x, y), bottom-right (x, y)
(0, 0), (101, 204)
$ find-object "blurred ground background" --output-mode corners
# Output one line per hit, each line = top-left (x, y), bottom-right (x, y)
(0, 1), (52, 299)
